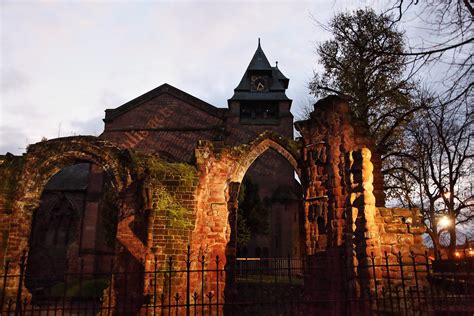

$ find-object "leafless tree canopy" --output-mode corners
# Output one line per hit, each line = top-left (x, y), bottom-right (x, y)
(387, 0), (473, 105)
(389, 98), (473, 253)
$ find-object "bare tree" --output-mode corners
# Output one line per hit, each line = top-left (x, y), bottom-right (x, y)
(380, 1), (473, 253)
(308, 6), (472, 252)
(389, 97), (473, 256)
(387, 0), (473, 106)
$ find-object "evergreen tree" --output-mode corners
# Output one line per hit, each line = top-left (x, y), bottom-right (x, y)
(309, 8), (422, 153)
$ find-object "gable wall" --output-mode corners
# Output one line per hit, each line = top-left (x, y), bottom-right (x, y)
(102, 93), (224, 162)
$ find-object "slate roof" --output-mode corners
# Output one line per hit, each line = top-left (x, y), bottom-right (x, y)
(104, 83), (225, 122)
(247, 39), (272, 71)
(229, 39), (291, 102)
(229, 92), (290, 101)
(272, 66), (289, 89)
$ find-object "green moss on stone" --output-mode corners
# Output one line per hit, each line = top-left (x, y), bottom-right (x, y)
(129, 151), (196, 228)
(286, 139), (301, 155)
(129, 152), (197, 186)
(154, 186), (193, 229)
(0, 154), (25, 213)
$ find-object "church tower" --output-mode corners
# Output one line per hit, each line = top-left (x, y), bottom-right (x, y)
(226, 39), (293, 144)
(225, 40), (301, 258)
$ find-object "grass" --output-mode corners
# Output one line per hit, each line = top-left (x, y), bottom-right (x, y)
(48, 278), (109, 299)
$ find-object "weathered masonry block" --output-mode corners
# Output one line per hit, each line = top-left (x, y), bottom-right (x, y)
(0, 137), (202, 314)
(295, 95), (426, 311)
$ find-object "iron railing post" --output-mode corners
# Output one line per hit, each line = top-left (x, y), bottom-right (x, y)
(168, 256), (173, 316)
(79, 257), (84, 314)
(1, 260), (9, 313)
(200, 255), (205, 316)
(370, 252), (379, 314)
(107, 258), (114, 316)
(410, 251), (421, 312)
(215, 255), (219, 316)
(186, 246), (191, 316)
(398, 251), (408, 312)
(425, 251), (435, 312)
(174, 293), (180, 316)
(384, 251), (394, 312)
(154, 255), (158, 316)
(14, 251), (26, 316)
(207, 292), (213, 316)
(193, 292), (198, 316)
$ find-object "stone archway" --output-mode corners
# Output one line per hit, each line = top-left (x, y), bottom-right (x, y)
(191, 132), (301, 307)
(193, 131), (300, 257)
(226, 133), (303, 258)
(2, 136), (132, 306)
(229, 135), (300, 184)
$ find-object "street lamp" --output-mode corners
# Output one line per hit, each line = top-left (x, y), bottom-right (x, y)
(436, 214), (454, 259)
(438, 215), (452, 229)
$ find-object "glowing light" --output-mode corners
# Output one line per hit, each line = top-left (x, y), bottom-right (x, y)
(454, 252), (461, 257)
(443, 191), (452, 199)
(438, 215), (452, 228)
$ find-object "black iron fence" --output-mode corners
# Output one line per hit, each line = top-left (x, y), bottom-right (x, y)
(1, 249), (473, 315)
(353, 252), (474, 315)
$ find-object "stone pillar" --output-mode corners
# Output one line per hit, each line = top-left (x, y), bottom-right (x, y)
(348, 148), (381, 305)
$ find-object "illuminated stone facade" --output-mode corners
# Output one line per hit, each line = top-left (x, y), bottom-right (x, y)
(0, 48), (426, 314)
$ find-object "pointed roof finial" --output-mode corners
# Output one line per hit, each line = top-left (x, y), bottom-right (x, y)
(243, 38), (271, 71)
(276, 61), (279, 68)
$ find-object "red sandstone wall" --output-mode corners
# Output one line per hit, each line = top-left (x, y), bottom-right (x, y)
(0, 154), (23, 265)
(102, 91), (300, 259)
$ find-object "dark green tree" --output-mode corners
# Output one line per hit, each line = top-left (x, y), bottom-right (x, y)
(309, 8), (422, 153)
(237, 178), (269, 246)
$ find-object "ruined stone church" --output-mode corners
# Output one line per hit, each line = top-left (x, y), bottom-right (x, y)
(0, 40), (427, 314)
(101, 39), (301, 259)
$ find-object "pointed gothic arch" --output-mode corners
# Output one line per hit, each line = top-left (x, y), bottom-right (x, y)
(229, 132), (300, 184)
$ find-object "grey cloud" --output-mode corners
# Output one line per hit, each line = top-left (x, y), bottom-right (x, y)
(0, 68), (29, 93)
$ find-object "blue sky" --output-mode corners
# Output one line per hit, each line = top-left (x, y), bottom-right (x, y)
(1, 0), (388, 154)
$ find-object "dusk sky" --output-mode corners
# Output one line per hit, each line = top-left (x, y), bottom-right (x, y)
(2, 0), (393, 155)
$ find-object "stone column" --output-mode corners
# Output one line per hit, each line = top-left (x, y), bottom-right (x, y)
(349, 148), (381, 302)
